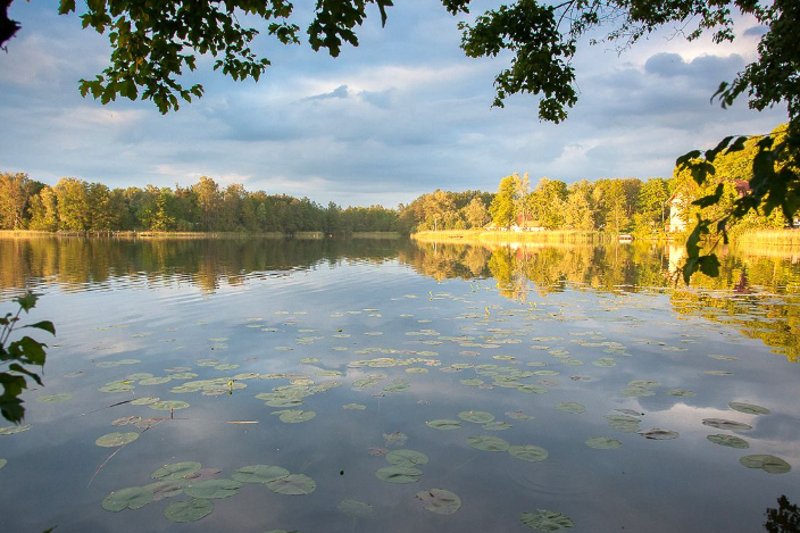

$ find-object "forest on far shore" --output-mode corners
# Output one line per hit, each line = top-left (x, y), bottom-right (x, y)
(0, 125), (794, 237)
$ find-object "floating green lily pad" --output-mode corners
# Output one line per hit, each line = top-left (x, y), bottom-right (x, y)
(0, 424), (31, 436)
(37, 393), (72, 403)
(139, 376), (172, 385)
(668, 389), (696, 397)
(0, 458), (6, 469)
(638, 428), (679, 440)
(150, 400), (190, 411)
(102, 485), (154, 511)
(508, 444), (548, 462)
(232, 465), (290, 484)
(702, 418), (752, 431)
(338, 498), (374, 518)
(739, 455), (791, 474)
(375, 466), (423, 484)
(95, 432), (139, 447)
(426, 419), (462, 430)
(416, 488), (462, 515)
(99, 381), (135, 393)
(386, 449), (429, 467)
(520, 509), (574, 531)
(266, 474), (316, 495)
(185, 479), (242, 499)
(143, 480), (184, 501)
(343, 403), (366, 410)
(273, 409), (316, 423)
(707, 434), (749, 449)
(585, 437), (622, 449)
(556, 402), (585, 414)
(483, 421), (512, 431)
(152, 461), (203, 481)
(468, 435), (510, 452)
(131, 396), (160, 406)
(164, 498), (214, 523)
(458, 410), (495, 424)
(728, 402), (770, 415)
(605, 414), (641, 433)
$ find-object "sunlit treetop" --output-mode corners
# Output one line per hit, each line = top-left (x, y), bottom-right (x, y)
(0, 0), (796, 125)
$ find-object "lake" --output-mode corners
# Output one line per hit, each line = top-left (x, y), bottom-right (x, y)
(0, 235), (798, 532)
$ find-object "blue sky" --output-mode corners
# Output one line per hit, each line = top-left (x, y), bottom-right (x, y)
(0, 1), (789, 207)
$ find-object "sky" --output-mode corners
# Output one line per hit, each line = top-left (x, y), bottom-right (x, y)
(0, 1), (790, 208)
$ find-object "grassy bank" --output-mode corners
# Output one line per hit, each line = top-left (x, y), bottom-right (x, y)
(412, 229), (603, 245)
(736, 229), (800, 247)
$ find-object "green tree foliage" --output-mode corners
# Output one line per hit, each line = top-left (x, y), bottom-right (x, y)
(27, 186), (59, 232)
(489, 174), (520, 229)
(53, 177), (90, 231)
(563, 180), (595, 230)
(526, 177), (567, 229)
(675, 125), (798, 281)
(0, 172), (41, 229)
(633, 177), (671, 234)
(462, 196), (490, 228)
(0, 0), (790, 126)
(0, 292), (54, 423)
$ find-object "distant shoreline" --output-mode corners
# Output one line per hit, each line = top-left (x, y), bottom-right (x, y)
(0, 230), (402, 240)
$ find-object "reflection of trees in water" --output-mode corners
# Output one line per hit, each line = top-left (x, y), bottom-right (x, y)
(0, 236), (407, 295)
(765, 495), (800, 533)
(405, 240), (800, 363)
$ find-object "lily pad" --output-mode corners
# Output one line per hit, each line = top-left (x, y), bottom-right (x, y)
(273, 409), (316, 423)
(520, 509), (574, 531)
(585, 437), (622, 449)
(375, 466), (423, 484)
(707, 434), (749, 449)
(131, 396), (160, 406)
(702, 418), (752, 431)
(556, 402), (585, 415)
(728, 402), (770, 415)
(185, 479), (242, 499)
(150, 400), (190, 411)
(152, 461), (202, 481)
(102, 486), (154, 511)
(0, 458), (6, 469)
(232, 465), (290, 484)
(143, 480), (185, 501)
(426, 419), (462, 430)
(416, 488), (462, 515)
(739, 454), (791, 474)
(458, 410), (495, 424)
(95, 432), (139, 447)
(638, 428), (679, 440)
(343, 403), (366, 410)
(605, 414), (641, 433)
(338, 498), (374, 518)
(468, 435), (510, 452)
(483, 421), (513, 431)
(386, 449), (429, 467)
(37, 393), (72, 403)
(266, 474), (317, 494)
(668, 389), (695, 397)
(508, 444), (548, 462)
(164, 498), (214, 522)
(0, 424), (31, 436)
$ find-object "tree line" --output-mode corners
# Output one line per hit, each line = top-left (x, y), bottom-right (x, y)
(2, 130), (794, 237)
(0, 175), (399, 234)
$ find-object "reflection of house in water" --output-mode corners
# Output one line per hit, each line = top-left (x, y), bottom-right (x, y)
(667, 243), (686, 275)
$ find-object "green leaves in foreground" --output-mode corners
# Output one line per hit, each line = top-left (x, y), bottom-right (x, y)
(521, 509), (574, 531)
(0, 292), (55, 423)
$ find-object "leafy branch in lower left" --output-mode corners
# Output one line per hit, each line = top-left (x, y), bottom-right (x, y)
(0, 293), (55, 423)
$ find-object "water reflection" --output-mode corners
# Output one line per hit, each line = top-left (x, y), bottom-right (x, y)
(2, 236), (798, 361)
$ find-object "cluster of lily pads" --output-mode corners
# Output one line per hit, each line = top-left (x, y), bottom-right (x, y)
(102, 460), (314, 525)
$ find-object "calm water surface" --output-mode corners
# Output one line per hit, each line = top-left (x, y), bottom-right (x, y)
(0, 236), (798, 532)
